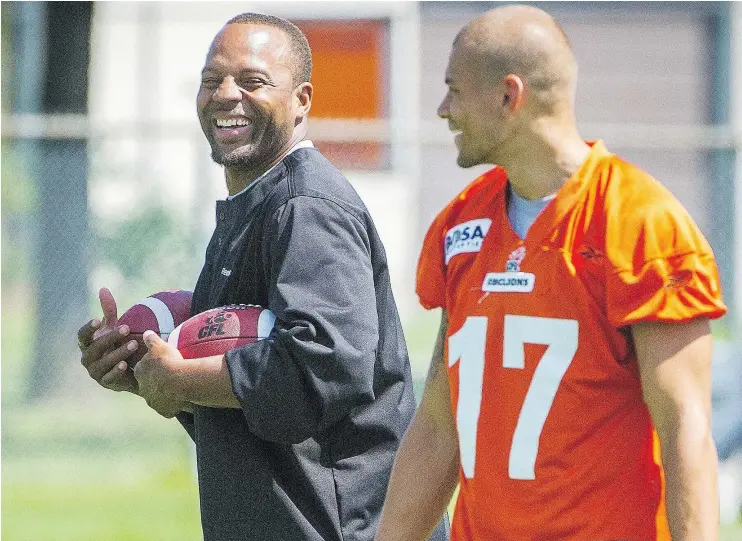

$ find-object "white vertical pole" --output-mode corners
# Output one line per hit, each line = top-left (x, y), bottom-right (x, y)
(732, 2), (742, 332)
(389, 2), (421, 320)
(390, 2), (421, 175)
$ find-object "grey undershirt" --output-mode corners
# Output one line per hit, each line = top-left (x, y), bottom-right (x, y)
(507, 184), (556, 239)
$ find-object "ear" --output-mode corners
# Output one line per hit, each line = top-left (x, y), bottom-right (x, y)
(502, 74), (525, 112)
(294, 82), (313, 118)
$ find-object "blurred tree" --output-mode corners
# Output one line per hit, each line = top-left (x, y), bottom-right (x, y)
(1, 2), (37, 289)
(93, 205), (200, 303)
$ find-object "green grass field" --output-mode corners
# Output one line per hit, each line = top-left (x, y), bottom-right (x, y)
(2, 398), (202, 541)
(2, 299), (741, 540)
(3, 406), (741, 541)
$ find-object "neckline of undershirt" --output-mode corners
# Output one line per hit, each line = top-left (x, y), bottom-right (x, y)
(509, 186), (557, 206)
(506, 184), (557, 240)
(226, 140), (315, 201)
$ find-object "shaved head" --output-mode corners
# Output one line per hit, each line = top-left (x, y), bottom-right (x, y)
(455, 5), (577, 113)
(438, 5), (590, 193)
(438, 5), (584, 169)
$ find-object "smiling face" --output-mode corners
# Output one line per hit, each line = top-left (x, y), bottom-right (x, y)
(437, 44), (517, 169)
(197, 23), (308, 169)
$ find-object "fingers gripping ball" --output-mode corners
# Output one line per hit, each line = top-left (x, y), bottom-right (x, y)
(167, 305), (275, 359)
(118, 290), (193, 367)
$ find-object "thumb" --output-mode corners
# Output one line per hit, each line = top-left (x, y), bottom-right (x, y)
(143, 330), (165, 352)
(99, 287), (118, 328)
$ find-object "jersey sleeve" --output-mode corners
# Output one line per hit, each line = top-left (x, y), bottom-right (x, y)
(605, 188), (727, 327)
(416, 211), (448, 310)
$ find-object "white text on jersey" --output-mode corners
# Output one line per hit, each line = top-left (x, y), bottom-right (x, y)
(481, 272), (536, 293)
(445, 219), (492, 264)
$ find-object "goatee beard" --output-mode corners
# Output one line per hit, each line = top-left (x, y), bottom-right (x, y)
(211, 148), (255, 168)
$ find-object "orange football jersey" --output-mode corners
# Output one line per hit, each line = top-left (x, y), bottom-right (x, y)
(417, 141), (727, 541)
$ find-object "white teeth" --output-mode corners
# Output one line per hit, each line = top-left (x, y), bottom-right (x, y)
(216, 118), (250, 128)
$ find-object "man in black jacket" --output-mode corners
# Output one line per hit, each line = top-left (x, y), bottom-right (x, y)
(78, 12), (448, 541)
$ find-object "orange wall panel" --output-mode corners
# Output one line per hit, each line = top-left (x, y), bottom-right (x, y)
(297, 20), (387, 119)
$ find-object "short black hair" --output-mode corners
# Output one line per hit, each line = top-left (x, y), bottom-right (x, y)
(226, 13), (312, 85)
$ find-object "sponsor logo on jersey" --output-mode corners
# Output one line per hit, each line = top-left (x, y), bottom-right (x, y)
(665, 270), (692, 289)
(578, 244), (604, 261)
(506, 245), (526, 272)
(444, 219), (492, 264)
(480, 245), (535, 293)
(481, 272), (536, 293)
(221, 268), (232, 277)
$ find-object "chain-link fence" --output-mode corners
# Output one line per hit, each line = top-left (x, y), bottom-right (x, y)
(2, 1), (742, 537)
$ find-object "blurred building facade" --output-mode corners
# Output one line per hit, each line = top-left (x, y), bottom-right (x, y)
(71, 2), (742, 319)
(3, 1), (741, 386)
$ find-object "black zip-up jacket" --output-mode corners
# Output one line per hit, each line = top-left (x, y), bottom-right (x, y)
(178, 147), (449, 541)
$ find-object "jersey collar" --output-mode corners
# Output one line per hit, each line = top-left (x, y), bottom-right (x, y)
(498, 140), (612, 246)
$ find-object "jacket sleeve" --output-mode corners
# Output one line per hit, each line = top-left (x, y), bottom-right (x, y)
(224, 195), (379, 443)
(175, 411), (196, 442)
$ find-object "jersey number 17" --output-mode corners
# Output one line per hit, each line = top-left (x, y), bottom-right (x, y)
(448, 315), (579, 480)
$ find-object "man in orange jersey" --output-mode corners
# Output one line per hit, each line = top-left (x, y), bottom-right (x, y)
(376, 5), (726, 541)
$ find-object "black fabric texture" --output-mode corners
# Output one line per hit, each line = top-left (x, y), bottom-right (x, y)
(182, 147), (449, 541)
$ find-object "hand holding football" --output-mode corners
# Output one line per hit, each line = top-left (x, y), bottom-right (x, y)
(117, 290), (193, 367)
